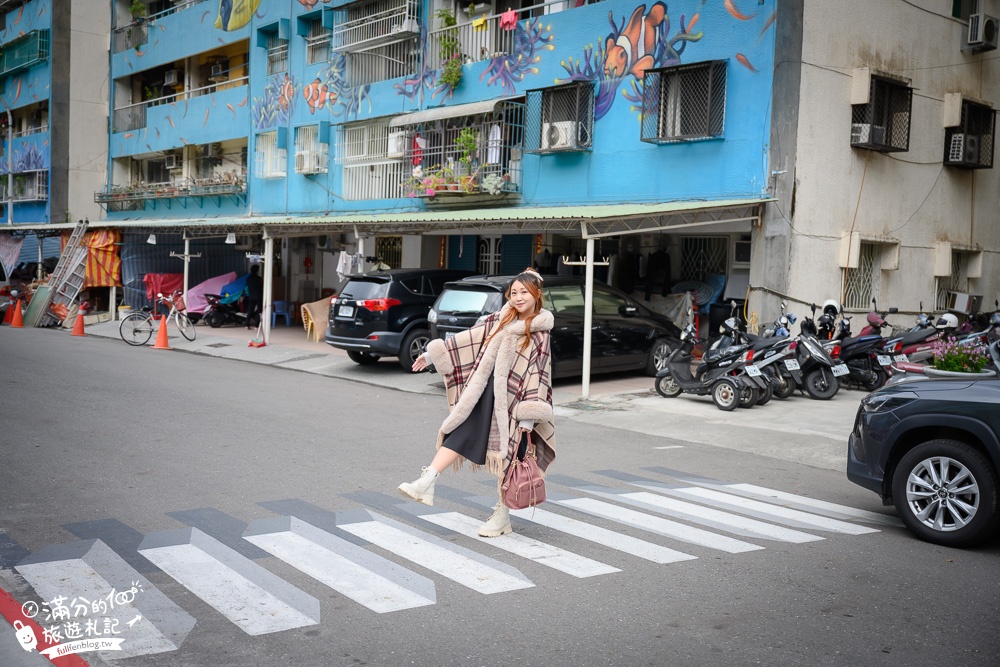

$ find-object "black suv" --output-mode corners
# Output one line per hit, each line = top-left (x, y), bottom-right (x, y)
(847, 341), (1000, 547)
(428, 275), (680, 379)
(326, 268), (476, 371)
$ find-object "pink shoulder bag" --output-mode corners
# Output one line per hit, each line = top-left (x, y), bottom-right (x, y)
(502, 432), (546, 510)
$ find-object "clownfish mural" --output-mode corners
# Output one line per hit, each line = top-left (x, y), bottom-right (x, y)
(603, 3), (669, 79)
(303, 78), (338, 114)
(214, 0), (262, 31)
(277, 74), (294, 111)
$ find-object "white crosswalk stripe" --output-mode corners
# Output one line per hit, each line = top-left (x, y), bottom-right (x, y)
(716, 483), (903, 526)
(553, 497), (765, 553)
(418, 511), (621, 578)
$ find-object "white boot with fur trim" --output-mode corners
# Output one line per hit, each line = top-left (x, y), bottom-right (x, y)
(397, 467), (438, 506)
(478, 502), (512, 537)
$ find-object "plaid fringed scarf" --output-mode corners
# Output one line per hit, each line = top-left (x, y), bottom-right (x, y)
(425, 304), (556, 477)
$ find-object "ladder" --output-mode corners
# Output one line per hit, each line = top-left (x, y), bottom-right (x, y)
(29, 220), (89, 327)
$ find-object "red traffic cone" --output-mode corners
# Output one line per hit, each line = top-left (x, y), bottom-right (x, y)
(10, 299), (24, 328)
(2, 301), (13, 325)
(70, 309), (86, 337)
(151, 314), (172, 350)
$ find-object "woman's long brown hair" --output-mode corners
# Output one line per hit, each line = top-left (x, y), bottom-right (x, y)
(484, 269), (544, 352)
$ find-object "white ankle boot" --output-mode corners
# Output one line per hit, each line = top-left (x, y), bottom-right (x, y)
(478, 502), (512, 537)
(397, 467), (438, 506)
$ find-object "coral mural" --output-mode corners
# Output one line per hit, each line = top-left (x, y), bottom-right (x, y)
(557, 2), (702, 120)
(252, 73), (297, 130)
(480, 19), (554, 97)
(214, 0), (263, 31)
(0, 143), (47, 175)
(316, 54), (372, 119)
(394, 20), (437, 102)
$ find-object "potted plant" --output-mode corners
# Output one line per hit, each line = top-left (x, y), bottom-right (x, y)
(435, 9), (463, 89)
(925, 336), (997, 378)
(130, 0), (147, 22)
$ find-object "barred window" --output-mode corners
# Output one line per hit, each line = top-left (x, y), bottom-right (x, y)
(255, 130), (286, 178)
(295, 125), (329, 175)
(935, 251), (972, 311)
(261, 28), (289, 75)
(850, 76), (911, 152)
(641, 60), (727, 143)
(680, 237), (727, 281)
(843, 242), (881, 310)
(944, 99), (995, 169)
(304, 17), (332, 65)
(336, 120), (408, 200)
(524, 82), (594, 153)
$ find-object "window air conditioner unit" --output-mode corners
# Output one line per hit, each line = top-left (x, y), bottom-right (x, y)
(163, 69), (179, 86)
(968, 13), (999, 50)
(387, 130), (408, 158)
(542, 121), (580, 150)
(851, 123), (885, 146)
(163, 154), (181, 170)
(210, 63), (226, 80)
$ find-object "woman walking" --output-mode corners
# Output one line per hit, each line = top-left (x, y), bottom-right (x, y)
(398, 269), (556, 537)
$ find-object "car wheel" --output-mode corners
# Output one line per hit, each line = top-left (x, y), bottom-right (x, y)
(738, 385), (758, 408)
(711, 379), (739, 411)
(892, 439), (999, 548)
(399, 329), (430, 372)
(645, 338), (675, 376)
(804, 368), (839, 400)
(347, 350), (379, 365)
(655, 374), (683, 398)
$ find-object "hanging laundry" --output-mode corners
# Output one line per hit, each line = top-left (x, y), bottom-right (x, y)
(500, 8), (517, 31)
(412, 134), (425, 166)
(336, 251), (353, 281)
(472, 16), (488, 31)
(487, 123), (502, 164)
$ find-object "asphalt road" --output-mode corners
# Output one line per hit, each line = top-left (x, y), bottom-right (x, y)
(1, 329), (998, 667)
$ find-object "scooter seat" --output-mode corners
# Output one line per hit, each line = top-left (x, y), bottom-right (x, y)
(752, 335), (787, 351)
(898, 328), (936, 346)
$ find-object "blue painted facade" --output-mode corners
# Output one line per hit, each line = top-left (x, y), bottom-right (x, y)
(0, 0), (53, 265)
(103, 0), (776, 221)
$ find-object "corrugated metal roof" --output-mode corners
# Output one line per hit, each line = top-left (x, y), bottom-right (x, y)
(8, 198), (771, 233)
(388, 98), (510, 128)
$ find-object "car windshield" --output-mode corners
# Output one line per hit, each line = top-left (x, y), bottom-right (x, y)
(340, 280), (388, 300)
(436, 289), (493, 314)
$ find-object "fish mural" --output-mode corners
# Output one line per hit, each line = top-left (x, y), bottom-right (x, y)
(215, 0), (262, 31)
(303, 77), (337, 114)
(558, 3), (703, 121)
(252, 73), (298, 129)
(278, 73), (294, 111)
(296, 0), (332, 8)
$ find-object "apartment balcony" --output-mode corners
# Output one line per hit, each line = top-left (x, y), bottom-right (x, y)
(0, 170), (49, 203)
(0, 29), (50, 76)
(95, 175), (247, 212)
(112, 0), (210, 54)
(332, 0), (419, 52)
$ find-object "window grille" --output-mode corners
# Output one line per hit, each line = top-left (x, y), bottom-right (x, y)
(374, 236), (403, 268)
(0, 30), (50, 74)
(850, 76), (912, 152)
(641, 60), (727, 143)
(347, 39), (419, 87)
(935, 251), (972, 310)
(295, 125), (329, 174)
(680, 237), (728, 281)
(265, 31), (289, 74)
(524, 82), (594, 153)
(305, 18), (332, 64)
(255, 131), (286, 178)
(337, 120), (408, 200)
(478, 236), (502, 275)
(943, 99), (996, 169)
(843, 242), (881, 310)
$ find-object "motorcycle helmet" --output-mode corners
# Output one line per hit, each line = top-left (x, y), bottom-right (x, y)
(786, 313), (797, 325)
(821, 299), (841, 317)
(935, 313), (959, 331)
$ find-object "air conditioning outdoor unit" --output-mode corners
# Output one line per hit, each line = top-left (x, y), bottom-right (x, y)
(163, 154), (181, 170)
(851, 123), (886, 146)
(948, 133), (981, 163)
(968, 13), (999, 50)
(542, 121), (579, 150)
(163, 69), (179, 86)
(296, 151), (326, 174)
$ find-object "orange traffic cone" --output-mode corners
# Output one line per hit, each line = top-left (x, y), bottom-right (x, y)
(10, 299), (24, 328)
(151, 314), (171, 350)
(70, 309), (86, 337)
(2, 302), (13, 325)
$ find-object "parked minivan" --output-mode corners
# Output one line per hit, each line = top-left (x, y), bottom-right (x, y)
(325, 268), (477, 370)
(428, 275), (681, 379)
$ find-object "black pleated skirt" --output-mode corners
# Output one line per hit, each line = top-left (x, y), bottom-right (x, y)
(441, 373), (496, 466)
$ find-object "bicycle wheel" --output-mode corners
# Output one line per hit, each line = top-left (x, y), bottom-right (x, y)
(120, 313), (153, 346)
(175, 312), (196, 341)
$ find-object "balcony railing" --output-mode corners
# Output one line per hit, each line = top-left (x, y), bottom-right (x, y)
(113, 76), (249, 133)
(94, 175), (246, 205)
(0, 170), (48, 203)
(12, 124), (48, 139)
(333, 0), (419, 52)
(112, 0), (209, 53)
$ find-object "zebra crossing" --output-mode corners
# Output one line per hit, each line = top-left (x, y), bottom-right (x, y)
(5, 468), (898, 661)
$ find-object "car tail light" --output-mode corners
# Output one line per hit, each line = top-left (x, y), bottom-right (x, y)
(358, 298), (401, 312)
(831, 344), (841, 359)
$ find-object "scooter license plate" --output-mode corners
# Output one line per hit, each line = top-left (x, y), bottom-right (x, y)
(784, 359), (800, 371)
(745, 365), (762, 377)
(831, 363), (849, 377)
(337, 305), (355, 318)
(877, 355), (892, 366)
(894, 354), (909, 362)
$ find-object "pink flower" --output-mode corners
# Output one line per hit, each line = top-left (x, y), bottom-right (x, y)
(425, 188), (435, 196)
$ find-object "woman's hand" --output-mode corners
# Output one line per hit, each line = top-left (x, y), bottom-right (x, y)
(411, 353), (429, 372)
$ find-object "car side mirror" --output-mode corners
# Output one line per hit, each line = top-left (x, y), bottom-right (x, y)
(619, 305), (637, 317)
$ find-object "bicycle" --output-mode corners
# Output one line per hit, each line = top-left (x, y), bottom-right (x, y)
(119, 290), (196, 345)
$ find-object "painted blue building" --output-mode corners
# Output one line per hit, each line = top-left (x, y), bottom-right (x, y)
(95, 0), (774, 308)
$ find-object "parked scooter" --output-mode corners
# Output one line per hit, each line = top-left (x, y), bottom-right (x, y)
(201, 293), (248, 328)
(826, 314), (893, 391)
(655, 322), (767, 411)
